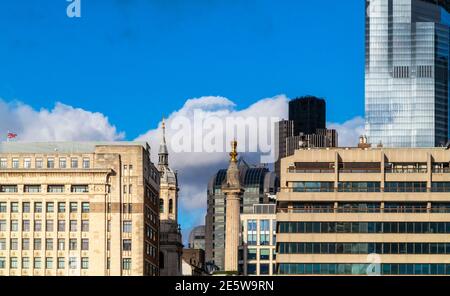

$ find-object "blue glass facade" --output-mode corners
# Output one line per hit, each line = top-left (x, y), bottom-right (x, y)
(365, 0), (450, 147)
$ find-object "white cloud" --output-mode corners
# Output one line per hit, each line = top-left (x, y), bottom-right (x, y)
(0, 99), (125, 141)
(328, 116), (365, 147)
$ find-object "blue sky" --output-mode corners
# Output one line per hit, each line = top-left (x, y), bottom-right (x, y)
(0, 0), (366, 240)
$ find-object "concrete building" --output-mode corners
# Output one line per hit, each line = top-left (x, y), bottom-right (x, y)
(205, 160), (278, 271)
(181, 248), (208, 276)
(188, 225), (205, 250)
(158, 121), (183, 276)
(239, 204), (277, 276)
(277, 146), (450, 275)
(0, 142), (160, 276)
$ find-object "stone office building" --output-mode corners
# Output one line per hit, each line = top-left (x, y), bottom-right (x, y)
(277, 146), (450, 276)
(0, 142), (160, 276)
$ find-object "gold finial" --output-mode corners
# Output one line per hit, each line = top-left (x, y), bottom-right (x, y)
(230, 140), (238, 162)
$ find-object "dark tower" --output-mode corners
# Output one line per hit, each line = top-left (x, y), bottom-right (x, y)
(289, 96), (326, 135)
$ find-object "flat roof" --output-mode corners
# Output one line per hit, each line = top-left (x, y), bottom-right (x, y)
(0, 141), (149, 154)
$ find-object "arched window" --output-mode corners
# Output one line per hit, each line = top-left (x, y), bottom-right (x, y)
(159, 199), (164, 213)
(169, 199), (173, 214)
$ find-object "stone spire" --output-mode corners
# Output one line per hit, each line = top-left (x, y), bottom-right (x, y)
(223, 140), (244, 273)
(158, 118), (169, 170)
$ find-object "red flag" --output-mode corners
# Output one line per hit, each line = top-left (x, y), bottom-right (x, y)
(7, 133), (17, 139)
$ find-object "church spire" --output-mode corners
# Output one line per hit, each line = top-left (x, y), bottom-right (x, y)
(159, 118), (169, 169)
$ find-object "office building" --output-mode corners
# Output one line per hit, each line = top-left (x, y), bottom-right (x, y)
(158, 121), (183, 276)
(205, 160), (278, 271)
(275, 97), (337, 177)
(365, 0), (450, 147)
(0, 142), (160, 276)
(277, 146), (450, 275)
(239, 204), (277, 276)
(188, 225), (206, 250)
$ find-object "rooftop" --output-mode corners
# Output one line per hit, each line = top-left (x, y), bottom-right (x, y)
(0, 141), (149, 154)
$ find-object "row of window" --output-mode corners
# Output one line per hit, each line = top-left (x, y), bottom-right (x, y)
(0, 219), (89, 232)
(278, 222), (450, 234)
(0, 257), (89, 270)
(0, 238), (89, 251)
(291, 182), (450, 192)
(278, 242), (450, 255)
(278, 263), (450, 275)
(0, 185), (89, 193)
(0, 201), (90, 213)
(0, 158), (90, 170)
(278, 202), (450, 213)
(246, 248), (276, 261)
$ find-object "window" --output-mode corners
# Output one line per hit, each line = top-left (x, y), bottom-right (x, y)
(129, 184), (133, 194)
(70, 202), (78, 213)
(69, 257), (77, 269)
(260, 220), (270, 246)
(260, 249), (270, 260)
(247, 220), (257, 246)
(10, 220), (18, 232)
(24, 158), (31, 169)
(23, 202), (30, 213)
(82, 202), (90, 213)
(10, 257), (18, 269)
(34, 202), (42, 213)
(247, 248), (257, 260)
(0, 239), (6, 250)
(70, 220), (77, 232)
(123, 258), (132, 270)
(58, 239), (65, 251)
(45, 257), (53, 269)
(159, 199), (164, 213)
(46, 202), (54, 213)
(35, 158), (43, 169)
(69, 239), (77, 250)
(34, 220), (42, 232)
(0, 202), (6, 212)
(0, 158), (7, 169)
(81, 257), (89, 269)
(83, 158), (90, 169)
(23, 220), (30, 232)
(385, 182), (427, 193)
(0, 220), (6, 231)
(58, 220), (65, 232)
(0, 185), (18, 193)
(71, 158), (79, 168)
(71, 185), (88, 193)
(338, 182), (380, 192)
(123, 221), (132, 233)
(81, 239), (89, 251)
(59, 158), (67, 169)
(24, 185), (41, 193)
(247, 264), (257, 275)
(48, 185), (64, 193)
(81, 220), (89, 232)
(47, 158), (55, 169)
(10, 238), (18, 250)
(11, 202), (18, 212)
(46, 239), (53, 250)
(0, 257), (5, 269)
(12, 158), (19, 169)
(46, 220), (54, 232)
(123, 239), (132, 252)
(34, 258), (41, 269)
(58, 202), (66, 213)
(57, 257), (65, 269)
(292, 182), (334, 192)
(260, 263), (270, 275)
(34, 239), (42, 250)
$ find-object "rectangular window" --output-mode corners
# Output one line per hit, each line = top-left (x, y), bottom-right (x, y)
(10, 257), (18, 269)
(81, 239), (89, 251)
(71, 185), (88, 193)
(45, 257), (53, 269)
(58, 202), (66, 213)
(81, 220), (89, 232)
(0, 185), (18, 193)
(46, 220), (54, 232)
(123, 239), (132, 251)
(122, 258), (132, 270)
(35, 158), (43, 169)
(47, 158), (55, 169)
(82, 202), (90, 213)
(24, 185), (41, 193)
(58, 239), (65, 251)
(70, 202), (78, 213)
(34, 202), (42, 213)
(22, 202), (30, 213)
(46, 239), (53, 250)
(24, 158), (31, 169)
(10, 238), (18, 250)
(0, 202), (6, 213)
(46, 202), (54, 213)
(48, 185), (65, 193)
(69, 239), (77, 250)
(12, 158), (19, 169)
(69, 257), (77, 269)
(123, 221), (132, 233)
(11, 202), (19, 212)
(82, 158), (90, 169)
(34, 239), (42, 250)
(81, 257), (89, 269)
(59, 158), (67, 169)
(0, 239), (6, 250)
(57, 257), (65, 269)
(70, 220), (77, 232)
(247, 248), (257, 260)
(34, 220), (42, 232)
(10, 220), (18, 232)
(58, 220), (65, 232)
(0, 257), (5, 269)
(71, 158), (79, 169)
(0, 158), (7, 169)
(260, 248), (271, 260)
(0, 220), (6, 231)
(23, 220), (30, 232)
(34, 257), (41, 269)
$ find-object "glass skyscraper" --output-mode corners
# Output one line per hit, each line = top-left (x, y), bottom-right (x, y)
(365, 0), (450, 147)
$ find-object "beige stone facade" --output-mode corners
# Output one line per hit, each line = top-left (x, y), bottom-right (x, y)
(0, 142), (160, 276)
(277, 147), (450, 275)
